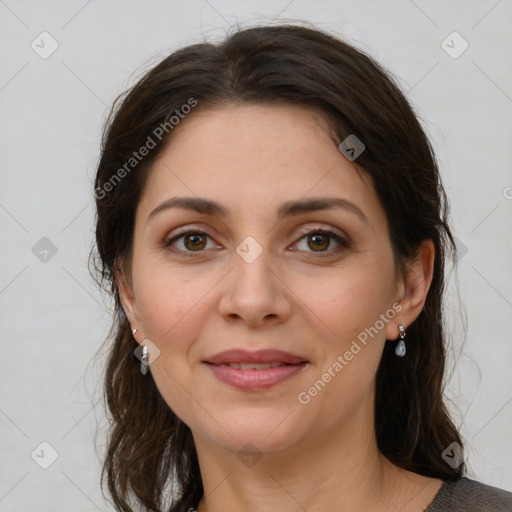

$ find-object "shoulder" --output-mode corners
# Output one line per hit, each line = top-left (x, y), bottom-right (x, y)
(425, 477), (512, 512)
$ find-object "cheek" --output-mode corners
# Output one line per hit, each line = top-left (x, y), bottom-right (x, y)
(291, 271), (393, 426)
(288, 262), (395, 407)
(133, 255), (204, 334)
(132, 265), (196, 357)
(132, 270), (211, 419)
(291, 261), (396, 337)
(132, 265), (224, 383)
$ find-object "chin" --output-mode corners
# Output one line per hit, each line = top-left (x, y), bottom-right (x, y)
(195, 408), (305, 455)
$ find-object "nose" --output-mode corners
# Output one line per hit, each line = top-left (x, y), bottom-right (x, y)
(217, 244), (292, 329)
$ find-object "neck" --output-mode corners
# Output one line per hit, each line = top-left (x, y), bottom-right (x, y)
(193, 400), (407, 512)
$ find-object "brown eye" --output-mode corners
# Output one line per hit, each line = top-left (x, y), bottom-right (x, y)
(165, 229), (216, 255)
(307, 233), (330, 251)
(183, 233), (207, 251)
(293, 229), (349, 257)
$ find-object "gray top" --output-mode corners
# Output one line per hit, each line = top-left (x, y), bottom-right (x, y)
(424, 477), (512, 511)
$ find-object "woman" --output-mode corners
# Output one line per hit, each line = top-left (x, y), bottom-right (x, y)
(91, 24), (512, 511)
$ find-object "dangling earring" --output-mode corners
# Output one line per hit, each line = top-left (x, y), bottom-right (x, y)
(395, 324), (406, 357)
(140, 345), (149, 375)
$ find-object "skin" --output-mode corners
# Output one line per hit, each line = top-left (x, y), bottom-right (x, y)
(118, 103), (442, 511)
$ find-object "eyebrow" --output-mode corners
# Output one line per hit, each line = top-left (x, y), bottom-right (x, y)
(147, 196), (368, 224)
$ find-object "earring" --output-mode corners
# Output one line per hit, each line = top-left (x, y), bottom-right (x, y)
(140, 345), (149, 375)
(132, 328), (137, 336)
(395, 325), (406, 357)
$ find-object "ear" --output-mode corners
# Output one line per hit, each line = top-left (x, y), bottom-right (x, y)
(114, 259), (140, 332)
(386, 239), (435, 339)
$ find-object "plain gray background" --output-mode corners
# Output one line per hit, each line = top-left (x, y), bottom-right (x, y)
(1, 1), (511, 510)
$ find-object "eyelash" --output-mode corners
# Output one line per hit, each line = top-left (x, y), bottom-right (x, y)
(163, 227), (350, 258)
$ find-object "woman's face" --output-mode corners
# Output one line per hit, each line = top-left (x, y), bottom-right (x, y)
(121, 103), (406, 454)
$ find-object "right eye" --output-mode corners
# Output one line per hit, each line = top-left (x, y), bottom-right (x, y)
(164, 229), (220, 256)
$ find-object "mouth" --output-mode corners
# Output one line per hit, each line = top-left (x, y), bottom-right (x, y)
(207, 361), (293, 370)
(203, 349), (309, 390)
(204, 348), (308, 366)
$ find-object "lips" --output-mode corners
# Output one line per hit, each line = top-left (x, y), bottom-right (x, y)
(204, 348), (308, 366)
(203, 349), (309, 390)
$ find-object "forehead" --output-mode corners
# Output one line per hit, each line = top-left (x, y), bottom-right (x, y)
(137, 103), (382, 224)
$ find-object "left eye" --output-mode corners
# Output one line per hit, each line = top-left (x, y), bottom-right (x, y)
(292, 229), (349, 255)
(164, 229), (349, 257)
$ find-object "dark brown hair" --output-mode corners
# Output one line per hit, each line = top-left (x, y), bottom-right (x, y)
(91, 23), (465, 512)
